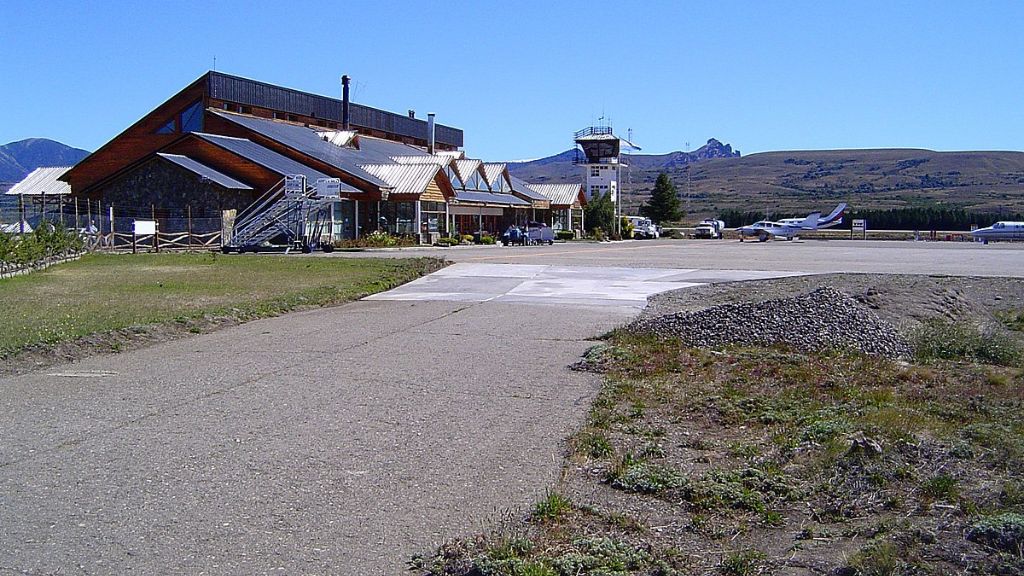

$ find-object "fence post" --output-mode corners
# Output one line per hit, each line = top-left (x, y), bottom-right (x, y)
(59, 196), (64, 228)
(108, 204), (115, 250)
(187, 205), (193, 250)
(74, 197), (80, 231)
(18, 193), (25, 234)
(152, 204), (159, 252)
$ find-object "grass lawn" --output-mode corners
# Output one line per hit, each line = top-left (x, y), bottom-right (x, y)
(0, 252), (443, 356)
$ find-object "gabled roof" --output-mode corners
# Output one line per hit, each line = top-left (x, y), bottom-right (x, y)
(482, 163), (507, 187)
(192, 132), (333, 184)
(452, 191), (531, 207)
(5, 167), (72, 196)
(358, 163), (443, 195)
(528, 183), (586, 206)
(156, 154), (253, 190)
(209, 110), (390, 187)
(454, 159), (484, 185)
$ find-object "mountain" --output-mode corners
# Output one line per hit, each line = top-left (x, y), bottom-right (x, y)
(508, 138), (739, 183)
(509, 141), (1024, 219)
(0, 138), (90, 192)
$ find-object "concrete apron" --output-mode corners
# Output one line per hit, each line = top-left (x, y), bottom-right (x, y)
(0, 263), (800, 573)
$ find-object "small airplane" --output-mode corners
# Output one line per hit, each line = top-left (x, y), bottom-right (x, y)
(970, 221), (1024, 243)
(779, 203), (846, 229)
(738, 212), (820, 242)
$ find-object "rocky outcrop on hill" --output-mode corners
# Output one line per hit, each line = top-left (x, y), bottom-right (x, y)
(628, 286), (912, 359)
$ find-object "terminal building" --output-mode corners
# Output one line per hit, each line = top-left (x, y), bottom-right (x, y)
(61, 71), (583, 243)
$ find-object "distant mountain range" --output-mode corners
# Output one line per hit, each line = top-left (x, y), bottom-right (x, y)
(509, 138), (739, 183)
(0, 138), (90, 192)
(509, 139), (1024, 218)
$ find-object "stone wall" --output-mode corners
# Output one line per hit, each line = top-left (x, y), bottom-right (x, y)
(98, 157), (257, 216)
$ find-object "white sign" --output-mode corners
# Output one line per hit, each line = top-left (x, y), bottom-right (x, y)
(852, 219), (866, 231)
(134, 220), (156, 235)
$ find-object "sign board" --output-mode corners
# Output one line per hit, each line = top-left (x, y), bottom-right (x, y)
(852, 219), (866, 231)
(133, 220), (156, 235)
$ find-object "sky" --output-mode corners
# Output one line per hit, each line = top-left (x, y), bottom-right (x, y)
(3, 1), (1023, 160)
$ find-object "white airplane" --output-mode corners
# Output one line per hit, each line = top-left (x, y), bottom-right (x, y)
(779, 203), (847, 229)
(738, 212), (820, 242)
(970, 221), (1024, 243)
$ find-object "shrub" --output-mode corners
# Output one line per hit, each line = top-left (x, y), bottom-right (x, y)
(461, 234), (474, 244)
(479, 234), (495, 245)
(966, 513), (1024, 553)
(434, 236), (459, 247)
(592, 227), (607, 242)
(919, 474), (959, 501)
(556, 230), (575, 241)
(1, 222), (83, 266)
(720, 549), (767, 576)
(910, 319), (1022, 366)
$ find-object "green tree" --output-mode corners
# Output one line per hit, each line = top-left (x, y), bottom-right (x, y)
(585, 190), (615, 235)
(641, 173), (683, 224)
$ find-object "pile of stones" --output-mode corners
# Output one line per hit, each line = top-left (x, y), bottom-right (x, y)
(629, 286), (912, 359)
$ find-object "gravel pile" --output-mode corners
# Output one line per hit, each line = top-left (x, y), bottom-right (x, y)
(630, 286), (912, 359)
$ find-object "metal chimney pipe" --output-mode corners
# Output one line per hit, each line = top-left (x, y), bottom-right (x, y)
(341, 75), (351, 130)
(427, 112), (435, 154)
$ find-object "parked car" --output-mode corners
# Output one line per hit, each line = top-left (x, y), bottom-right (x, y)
(694, 219), (726, 239)
(525, 222), (555, 245)
(501, 225), (526, 246)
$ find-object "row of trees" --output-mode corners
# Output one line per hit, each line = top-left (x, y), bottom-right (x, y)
(718, 206), (1024, 230)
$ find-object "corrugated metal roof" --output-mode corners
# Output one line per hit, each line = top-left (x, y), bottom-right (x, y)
(390, 155), (452, 166)
(210, 110), (391, 188)
(358, 163), (441, 195)
(5, 166), (72, 196)
(482, 163), (507, 187)
(454, 159), (483, 184)
(207, 71), (464, 147)
(453, 191), (531, 207)
(193, 132), (340, 186)
(436, 150), (465, 161)
(528, 183), (584, 206)
(156, 154), (253, 190)
(508, 175), (550, 202)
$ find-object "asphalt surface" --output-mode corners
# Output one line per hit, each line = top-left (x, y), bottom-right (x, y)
(2, 238), (1021, 574)
(336, 238), (1024, 277)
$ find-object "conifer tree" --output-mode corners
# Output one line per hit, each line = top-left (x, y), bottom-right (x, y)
(641, 173), (683, 223)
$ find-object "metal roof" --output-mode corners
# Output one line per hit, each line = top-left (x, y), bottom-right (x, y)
(193, 132), (340, 186)
(156, 154), (253, 190)
(390, 155), (452, 166)
(453, 191), (531, 207)
(207, 71), (464, 147)
(528, 183), (585, 206)
(454, 159), (483, 184)
(5, 166), (72, 196)
(508, 175), (550, 202)
(358, 163), (442, 195)
(210, 110), (391, 187)
(482, 163), (507, 187)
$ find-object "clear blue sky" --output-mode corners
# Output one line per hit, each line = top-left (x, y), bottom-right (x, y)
(3, 1), (1022, 160)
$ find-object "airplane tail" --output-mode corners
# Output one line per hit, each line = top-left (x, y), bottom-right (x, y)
(820, 203), (847, 226)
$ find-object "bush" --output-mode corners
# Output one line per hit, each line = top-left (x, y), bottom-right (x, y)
(592, 227), (607, 242)
(479, 235), (495, 245)
(910, 319), (1023, 366)
(434, 236), (459, 247)
(556, 230), (575, 241)
(966, 513), (1024, 553)
(0, 222), (83, 266)
(461, 234), (474, 244)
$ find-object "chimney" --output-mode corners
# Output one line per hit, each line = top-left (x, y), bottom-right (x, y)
(427, 113), (435, 154)
(341, 75), (351, 131)
(408, 109), (415, 119)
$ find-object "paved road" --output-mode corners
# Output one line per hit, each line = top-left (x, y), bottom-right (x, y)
(339, 238), (1024, 278)
(1, 270), (694, 574)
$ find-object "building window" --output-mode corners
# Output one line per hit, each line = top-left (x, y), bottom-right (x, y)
(590, 167), (600, 177)
(155, 119), (176, 134)
(180, 101), (203, 133)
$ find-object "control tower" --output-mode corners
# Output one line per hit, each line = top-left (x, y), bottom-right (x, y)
(574, 126), (640, 203)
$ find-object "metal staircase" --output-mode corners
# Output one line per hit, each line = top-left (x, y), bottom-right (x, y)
(223, 175), (341, 253)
